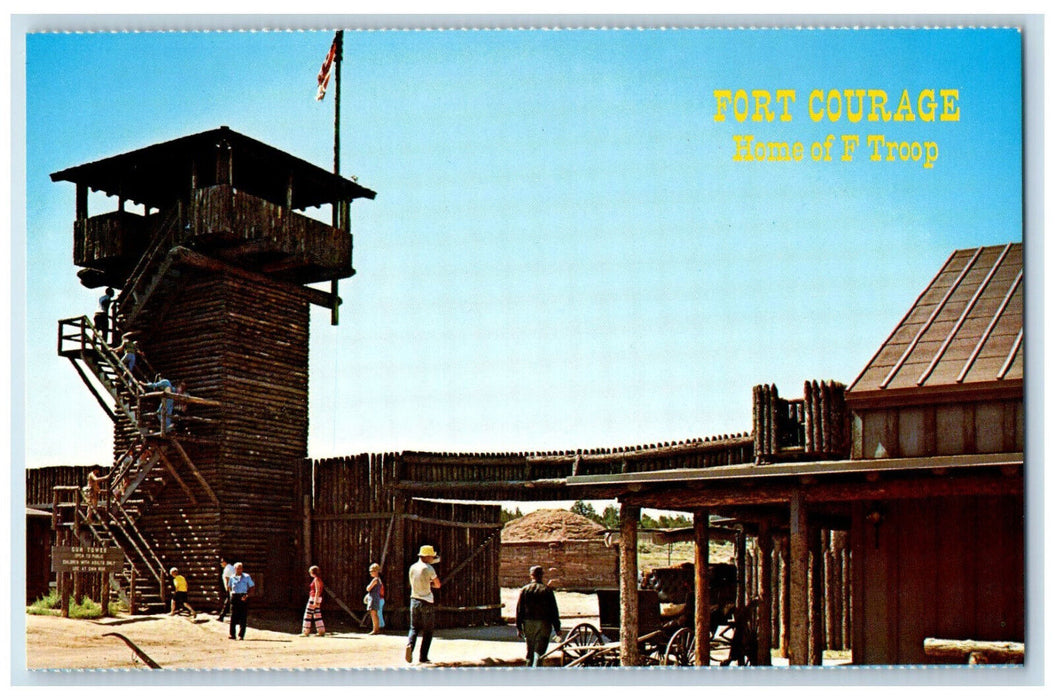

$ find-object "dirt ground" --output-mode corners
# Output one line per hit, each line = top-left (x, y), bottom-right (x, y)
(24, 588), (844, 671)
(24, 589), (600, 671)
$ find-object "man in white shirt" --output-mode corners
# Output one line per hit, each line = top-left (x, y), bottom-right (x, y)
(217, 557), (235, 621)
(405, 544), (442, 664)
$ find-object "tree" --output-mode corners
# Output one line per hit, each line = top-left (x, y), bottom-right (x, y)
(500, 506), (523, 524)
(570, 499), (600, 523)
(600, 505), (620, 530)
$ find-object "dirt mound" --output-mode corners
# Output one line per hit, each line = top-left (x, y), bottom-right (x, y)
(501, 508), (606, 542)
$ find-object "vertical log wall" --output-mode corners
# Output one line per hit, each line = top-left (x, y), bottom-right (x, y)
(306, 454), (502, 630)
(754, 381), (848, 464)
(743, 528), (852, 656)
(124, 271), (309, 608)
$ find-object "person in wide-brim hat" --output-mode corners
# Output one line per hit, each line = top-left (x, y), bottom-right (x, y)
(406, 544), (442, 664)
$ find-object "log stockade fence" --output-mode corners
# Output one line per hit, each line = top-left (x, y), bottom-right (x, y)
(30, 378), (855, 647)
(298, 420), (853, 653)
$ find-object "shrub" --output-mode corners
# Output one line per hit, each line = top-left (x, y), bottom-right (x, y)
(26, 590), (61, 616)
(27, 592), (115, 619)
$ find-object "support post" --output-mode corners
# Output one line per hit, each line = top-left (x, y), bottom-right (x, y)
(618, 501), (640, 667)
(757, 520), (773, 666)
(101, 572), (111, 618)
(736, 526), (747, 609)
(810, 526), (825, 665)
(75, 183), (88, 221)
(693, 509), (711, 666)
(129, 567), (137, 614)
(59, 531), (70, 618)
(780, 534), (790, 657)
(789, 491), (809, 665)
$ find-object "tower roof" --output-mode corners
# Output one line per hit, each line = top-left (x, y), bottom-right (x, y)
(50, 126), (376, 211)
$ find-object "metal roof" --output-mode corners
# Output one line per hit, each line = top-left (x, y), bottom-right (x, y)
(848, 242), (1023, 396)
(50, 126), (376, 211)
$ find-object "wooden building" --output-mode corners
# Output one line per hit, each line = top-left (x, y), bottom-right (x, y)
(50, 127), (375, 610)
(563, 242), (1024, 666)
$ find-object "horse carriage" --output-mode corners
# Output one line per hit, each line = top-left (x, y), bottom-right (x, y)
(555, 562), (758, 667)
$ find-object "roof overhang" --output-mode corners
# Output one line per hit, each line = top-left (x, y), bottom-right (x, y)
(51, 126), (376, 211)
(568, 452), (1023, 511)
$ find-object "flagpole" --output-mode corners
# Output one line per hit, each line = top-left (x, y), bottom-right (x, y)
(331, 29), (344, 326)
(333, 30), (343, 177)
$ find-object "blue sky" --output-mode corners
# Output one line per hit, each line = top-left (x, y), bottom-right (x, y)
(19, 26), (1023, 468)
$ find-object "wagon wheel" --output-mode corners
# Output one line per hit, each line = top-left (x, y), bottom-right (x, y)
(661, 626), (696, 666)
(561, 623), (609, 667)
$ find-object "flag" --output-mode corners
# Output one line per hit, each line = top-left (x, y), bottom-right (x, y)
(316, 33), (339, 101)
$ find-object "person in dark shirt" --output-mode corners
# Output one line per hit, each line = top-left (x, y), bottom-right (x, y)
(515, 565), (561, 667)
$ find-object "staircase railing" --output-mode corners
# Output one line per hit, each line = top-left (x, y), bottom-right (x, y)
(116, 202), (186, 325)
(58, 316), (142, 422)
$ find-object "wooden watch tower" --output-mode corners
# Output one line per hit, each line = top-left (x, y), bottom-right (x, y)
(51, 126), (375, 609)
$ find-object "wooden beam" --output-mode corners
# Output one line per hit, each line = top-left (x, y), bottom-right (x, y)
(789, 491), (809, 666)
(621, 471), (1022, 509)
(169, 247), (340, 310)
(166, 438), (219, 505)
(392, 479), (568, 493)
(618, 502), (640, 667)
(693, 510), (710, 666)
(155, 449), (197, 505)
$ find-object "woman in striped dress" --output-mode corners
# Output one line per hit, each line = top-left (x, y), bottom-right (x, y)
(301, 565), (326, 636)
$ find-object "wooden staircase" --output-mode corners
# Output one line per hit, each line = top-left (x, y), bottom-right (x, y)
(115, 203), (188, 328)
(56, 314), (219, 613)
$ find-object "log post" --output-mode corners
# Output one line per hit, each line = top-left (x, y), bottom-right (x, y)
(780, 535), (790, 657)
(75, 183), (88, 221)
(735, 527), (747, 609)
(809, 526), (825, 665)
(693, 509), (710, 666)
(618, 501), (640, 667)
(825, 530), (838, 650)
(757, 520), (773, 666)
(101, 573), (111, 618)
(789, 491), (809, 665)
(129, 567), (137, 614)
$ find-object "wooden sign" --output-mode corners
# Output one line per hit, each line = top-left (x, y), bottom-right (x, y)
(51, 546), (124, 573)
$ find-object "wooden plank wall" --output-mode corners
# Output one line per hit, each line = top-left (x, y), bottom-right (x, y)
(854, 399), (1024, 460)
(851, 494), (1024, 664)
